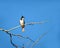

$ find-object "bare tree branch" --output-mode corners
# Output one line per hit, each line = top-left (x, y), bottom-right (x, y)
(31, 32), (48, 48)
(10, 34), (18, 48)
(0, 28), (34, 42)
(7, 25), (20, 31)
(25, 21), (48, 25)
(6, 21), (47, 31)
(0, 28), (48, 48)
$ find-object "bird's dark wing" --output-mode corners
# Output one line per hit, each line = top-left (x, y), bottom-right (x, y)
(24, 20), (25, 24)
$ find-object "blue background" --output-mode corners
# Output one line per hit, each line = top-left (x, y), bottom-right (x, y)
(0, 0), (60, 48)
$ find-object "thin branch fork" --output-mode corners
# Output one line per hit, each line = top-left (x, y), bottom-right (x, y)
(10, 34), (18, 48)
(0, 28), (34, 48)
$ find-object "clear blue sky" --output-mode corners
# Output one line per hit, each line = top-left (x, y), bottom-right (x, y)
(0, 0), (60, 48)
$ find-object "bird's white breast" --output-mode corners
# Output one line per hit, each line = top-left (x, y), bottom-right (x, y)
(20, 20), (24, 25)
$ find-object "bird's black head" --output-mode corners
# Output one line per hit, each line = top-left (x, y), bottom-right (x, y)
(21, 16), (24, 20)
(21, 16), (24, 18)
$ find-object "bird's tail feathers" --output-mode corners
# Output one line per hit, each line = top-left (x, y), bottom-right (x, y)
(22, 28), (24, 32)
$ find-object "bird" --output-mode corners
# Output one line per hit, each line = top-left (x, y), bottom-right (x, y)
(20, 16), (25, 32)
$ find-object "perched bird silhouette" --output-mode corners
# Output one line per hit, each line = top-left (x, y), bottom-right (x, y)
(20, 16), (25, 32)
